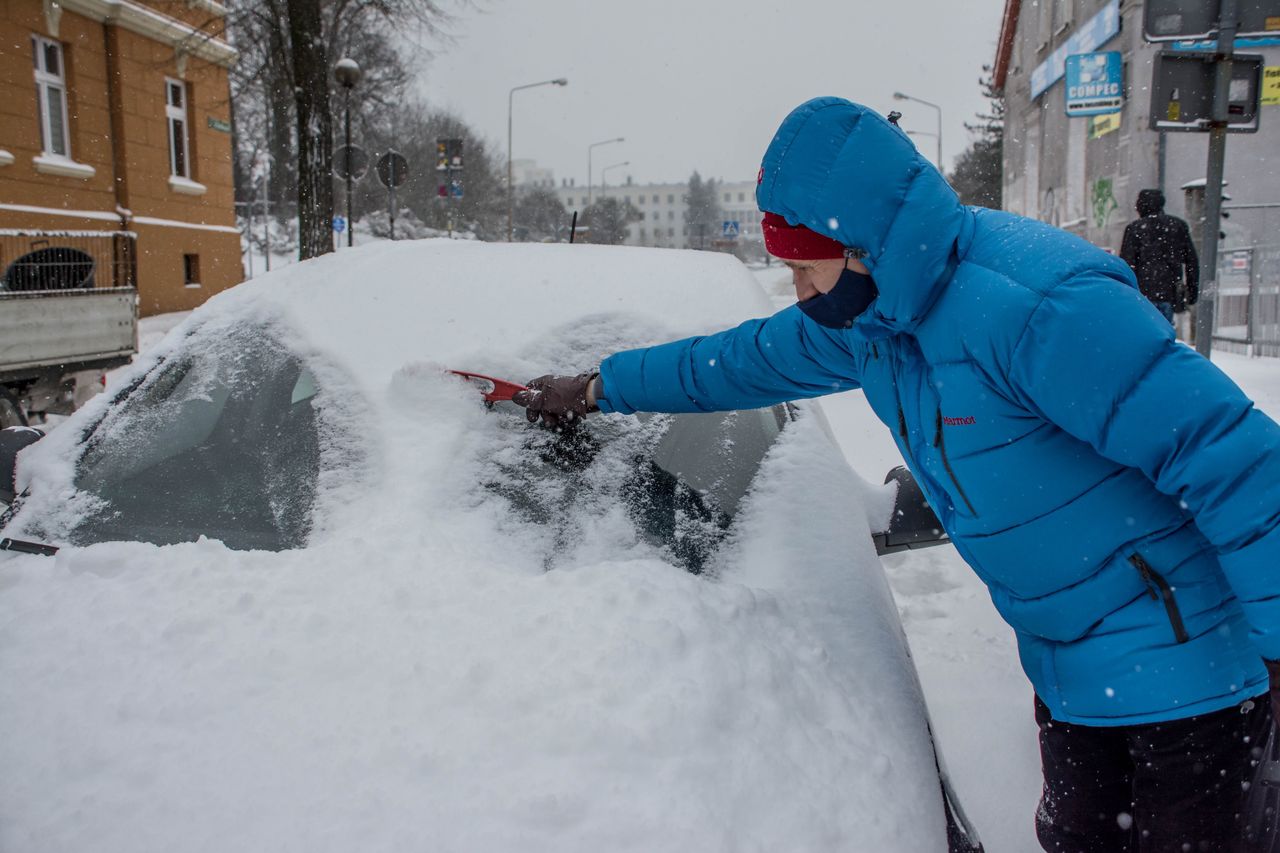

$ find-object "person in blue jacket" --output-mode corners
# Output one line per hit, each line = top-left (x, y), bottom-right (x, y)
(513, 97), (1280, 850)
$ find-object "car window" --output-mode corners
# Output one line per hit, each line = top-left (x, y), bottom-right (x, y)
(486, 403), (787, 573)
(71, 328), (322, 550)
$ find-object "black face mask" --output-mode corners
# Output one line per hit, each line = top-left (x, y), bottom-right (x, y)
(797, 265), (878, 329)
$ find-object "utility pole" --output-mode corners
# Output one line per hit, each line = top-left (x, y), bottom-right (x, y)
(1193, 0), (1238, 358)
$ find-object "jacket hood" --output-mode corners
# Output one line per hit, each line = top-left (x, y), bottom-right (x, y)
(1136, 189), (1165, 217)
(756, 97), (971, 337)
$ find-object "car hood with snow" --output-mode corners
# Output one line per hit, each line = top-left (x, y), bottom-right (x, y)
(0, 241), (954, 851)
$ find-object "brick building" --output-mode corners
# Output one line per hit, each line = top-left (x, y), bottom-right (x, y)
(0, 0), (240, 315)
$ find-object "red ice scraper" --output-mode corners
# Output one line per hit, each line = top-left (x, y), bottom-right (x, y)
(448, 370), (528, 404)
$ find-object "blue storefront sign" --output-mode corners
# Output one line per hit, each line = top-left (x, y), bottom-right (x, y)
(1031, 0), (1121, 99)
(1065, 52), (1123, 116)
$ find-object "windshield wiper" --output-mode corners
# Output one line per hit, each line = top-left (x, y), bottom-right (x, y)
(0, 538), (59, 557)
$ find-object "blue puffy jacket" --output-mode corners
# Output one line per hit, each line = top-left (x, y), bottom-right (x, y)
(596, 97), (1280, 726)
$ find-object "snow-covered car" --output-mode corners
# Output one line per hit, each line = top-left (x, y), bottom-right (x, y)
(0, 240), (976, 852)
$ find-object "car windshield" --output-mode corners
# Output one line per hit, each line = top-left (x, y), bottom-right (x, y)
(487, 401), (787, 573)
(64, 316), (785, 563)
(71, 328), (322, 550)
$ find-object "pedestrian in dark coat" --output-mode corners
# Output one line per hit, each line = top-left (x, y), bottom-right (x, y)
(1119, 188), (1200, 324)
(515, 98), (1280, 851)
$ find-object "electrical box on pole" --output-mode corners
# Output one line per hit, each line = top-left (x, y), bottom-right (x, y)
(1149, 51), (1264, 132)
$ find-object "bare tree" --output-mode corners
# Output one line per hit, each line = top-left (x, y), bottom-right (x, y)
(285, 0), (334, 258)
(948, 65), (1005, 210)
(226, 1), (472, 257)
(367, 106), (508, 240)
(685, 172), (723, 250)
(582, 197), (641, 245)
(514, 186), (570, 242)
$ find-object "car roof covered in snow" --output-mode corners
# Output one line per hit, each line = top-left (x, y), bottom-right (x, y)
(203, 240), (775, 384)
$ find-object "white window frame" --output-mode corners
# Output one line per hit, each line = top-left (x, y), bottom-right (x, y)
(165, 77), (190, 178)
(32, 35), (70, 158)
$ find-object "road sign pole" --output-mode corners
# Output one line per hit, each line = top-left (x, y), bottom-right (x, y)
(344, 88), (354, 248)
(1195, 0), (1238, 358)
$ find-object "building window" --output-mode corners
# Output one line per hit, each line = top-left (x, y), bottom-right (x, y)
(668, 210), (674, 220)
(652, 194), (659, 203)
(166, 78), (190, 178)
(668, 227), (675, 237)
(32, 36), (70, 158)
(565, 196), (574, 207)
(738, 192), (745, 202)
(183, 254), (201, 287)
(667, 194), (674, 204)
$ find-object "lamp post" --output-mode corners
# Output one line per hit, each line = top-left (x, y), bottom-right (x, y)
(587, 137), (624, 206)
(600, 161), (629, 196)
(334, 58), (362, 248)
(507, 77), (568, 241)
(893, 91), (942, 171)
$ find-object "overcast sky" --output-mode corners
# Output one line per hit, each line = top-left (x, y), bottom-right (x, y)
(418, 1), (1006, 188)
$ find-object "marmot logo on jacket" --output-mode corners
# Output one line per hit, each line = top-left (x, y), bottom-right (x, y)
(942, 415), (977, 426)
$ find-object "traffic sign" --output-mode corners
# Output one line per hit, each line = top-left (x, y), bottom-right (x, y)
(436, 138), (464, 171)
(377, 150), (410, 188)
(722, 220), (740, 239)
(333, 215), (346, 234)
(334, 145), (369, 181)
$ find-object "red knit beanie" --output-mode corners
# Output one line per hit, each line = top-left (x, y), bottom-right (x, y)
(761, 212), (847, 260)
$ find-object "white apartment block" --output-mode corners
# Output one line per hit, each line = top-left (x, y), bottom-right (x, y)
(550, 173), (764, 250)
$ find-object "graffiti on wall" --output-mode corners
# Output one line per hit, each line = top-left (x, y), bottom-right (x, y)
(1092, 177), (1118, 229)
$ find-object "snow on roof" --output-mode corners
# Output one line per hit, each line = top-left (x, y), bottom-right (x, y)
(205, 239), (775, 389)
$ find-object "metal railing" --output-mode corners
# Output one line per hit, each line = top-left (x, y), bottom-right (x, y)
(0, 230), (137, 293)
(1212, 244), (1280, 357)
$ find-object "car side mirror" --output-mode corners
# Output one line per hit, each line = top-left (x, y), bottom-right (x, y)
(0, 427), (45, 505)
(872, 465), (950, 556)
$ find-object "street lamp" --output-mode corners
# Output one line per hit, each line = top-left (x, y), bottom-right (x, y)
(893, 91), (942, 171)
(587, 137), (624, 206)
(334, 58), (362, 248)
(600, 161), (629, 195)
(507, 77), (568, 241)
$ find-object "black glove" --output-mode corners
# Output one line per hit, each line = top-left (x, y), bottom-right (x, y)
(511, 373), (599, 429)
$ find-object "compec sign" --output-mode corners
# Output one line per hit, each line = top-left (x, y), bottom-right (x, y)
(1065, 52), (1124, 115)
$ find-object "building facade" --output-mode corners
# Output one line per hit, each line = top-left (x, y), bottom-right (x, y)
(995, 0), (1280, 252)
(556, 176), (764, 252)
(1, 0), (240, 315)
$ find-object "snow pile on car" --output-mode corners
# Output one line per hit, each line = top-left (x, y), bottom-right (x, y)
(0, 240), (942, 851)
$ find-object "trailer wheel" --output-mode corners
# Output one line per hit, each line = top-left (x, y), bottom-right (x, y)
(0, 389), (28, 429)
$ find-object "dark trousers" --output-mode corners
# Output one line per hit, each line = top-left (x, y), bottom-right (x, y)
(1034, 694), (1271, 852)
